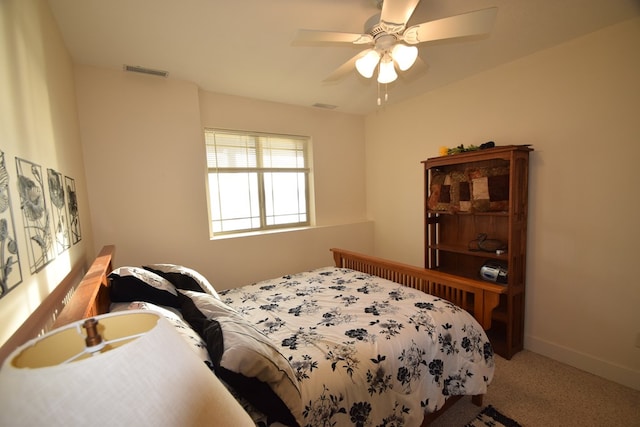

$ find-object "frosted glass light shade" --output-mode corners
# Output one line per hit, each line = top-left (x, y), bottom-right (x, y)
(377, 56), (398, 84)
(391, 44), (418, 71)
(355, 49), (381, 78)
(0, 311), (254, 427)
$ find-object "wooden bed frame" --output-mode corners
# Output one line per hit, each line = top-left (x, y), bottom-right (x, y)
(0, 245), (115, 365)
(331, 248), (507, 330)
(1, 245), (503, 425)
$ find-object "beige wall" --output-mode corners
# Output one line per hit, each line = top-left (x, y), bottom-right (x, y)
(0, 0), (93, 346)
(364, 17), (640, 390)
(76, 66), (372, 290)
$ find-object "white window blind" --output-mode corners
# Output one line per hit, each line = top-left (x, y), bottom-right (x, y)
(204, 129), (311, 235)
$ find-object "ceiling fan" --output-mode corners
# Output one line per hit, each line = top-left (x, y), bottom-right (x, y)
(294, 0), (498, 87)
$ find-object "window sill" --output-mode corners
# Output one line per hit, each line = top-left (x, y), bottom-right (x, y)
(210, 225), (313, 240)
(209, 220), (372, 241)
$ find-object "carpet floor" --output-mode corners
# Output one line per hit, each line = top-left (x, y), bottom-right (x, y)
(429, 350), (640, 426)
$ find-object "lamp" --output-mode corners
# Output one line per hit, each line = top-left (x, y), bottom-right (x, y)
(377, 53), (398, 84)
(390, 43), (418, 71)
(0, 311), (254, 427)
(355, 49), (381, 78)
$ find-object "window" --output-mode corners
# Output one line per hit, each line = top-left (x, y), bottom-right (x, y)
(204, 129), (311, 235)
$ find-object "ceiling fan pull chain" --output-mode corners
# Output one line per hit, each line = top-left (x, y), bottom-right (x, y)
(377, 82), (390, 106)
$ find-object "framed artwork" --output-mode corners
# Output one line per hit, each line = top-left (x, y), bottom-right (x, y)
(0, 150), (22, 297)
(16, 158), (55, 273)
(47, 169), (70, 254)
(65, 176), (82, 244)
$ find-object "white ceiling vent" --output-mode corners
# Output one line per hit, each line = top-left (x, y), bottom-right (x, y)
(312, 103), (337, 110)
(123, 65), (169, 78)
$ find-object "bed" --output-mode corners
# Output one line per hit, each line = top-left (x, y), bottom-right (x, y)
(0, 245), (505, 426)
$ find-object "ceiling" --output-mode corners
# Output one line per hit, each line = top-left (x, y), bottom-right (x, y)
(48, 0), (639, 115)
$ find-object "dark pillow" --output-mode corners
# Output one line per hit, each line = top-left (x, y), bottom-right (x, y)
(143, 264), (220, 299)
(109, 266), (179, 308)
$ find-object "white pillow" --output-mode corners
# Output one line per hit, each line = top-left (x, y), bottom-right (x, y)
(143, 264), (220, 299)
(180, 290), (301, 421)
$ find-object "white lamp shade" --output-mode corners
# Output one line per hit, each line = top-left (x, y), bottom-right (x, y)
(391, 44), (418, 71)
(377, 56), (398, 84)
(0, 311), (254, 427)
(355, 49), (381, 78)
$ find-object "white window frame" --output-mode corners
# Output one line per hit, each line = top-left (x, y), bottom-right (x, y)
(204, 128), (312, 236)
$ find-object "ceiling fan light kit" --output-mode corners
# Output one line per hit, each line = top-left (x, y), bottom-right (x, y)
(390, 43), (418, 71)
(295, 0), (497, 105)
(377, 54), (398, 84)
(355, 50), (381, 78)
(355, 43), (417, 83)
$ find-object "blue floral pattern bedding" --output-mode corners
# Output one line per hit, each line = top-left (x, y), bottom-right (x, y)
(218, 267), (495, 427)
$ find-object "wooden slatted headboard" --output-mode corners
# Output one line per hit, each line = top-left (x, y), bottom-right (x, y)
(51, 245), (115, 328)
(0, 245), (115, 365)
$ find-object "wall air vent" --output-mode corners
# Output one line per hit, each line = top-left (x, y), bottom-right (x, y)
(312, 103), (338, 110)
(123, 65), (169, 78)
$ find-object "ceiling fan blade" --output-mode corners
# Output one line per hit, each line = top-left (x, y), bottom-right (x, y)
(293, 29), (373, 45)
(380, 0), (421, 34)
(323, 52), (364, 82)
(403, 7), (498, 44)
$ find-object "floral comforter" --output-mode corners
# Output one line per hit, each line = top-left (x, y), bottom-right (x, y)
(218, 267), (495, 427)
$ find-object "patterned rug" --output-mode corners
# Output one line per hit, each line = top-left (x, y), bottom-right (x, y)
(465, 405), (522, 427)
